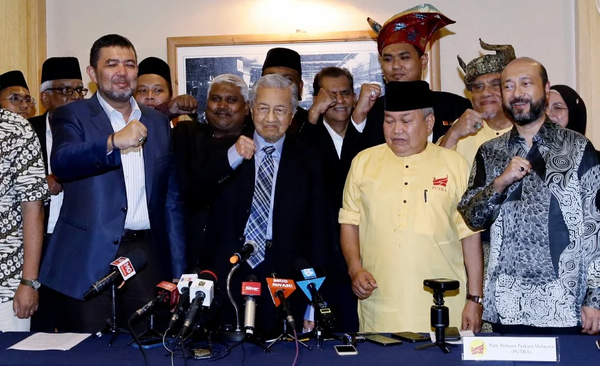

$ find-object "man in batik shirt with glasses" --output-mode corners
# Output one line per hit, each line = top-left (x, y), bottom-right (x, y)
(0, 70), (36, 119)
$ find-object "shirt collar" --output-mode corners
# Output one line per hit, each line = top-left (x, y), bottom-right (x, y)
(96, 91), (142, 121)
(253, 131), (285, 156)
(508, 118), (555, 149)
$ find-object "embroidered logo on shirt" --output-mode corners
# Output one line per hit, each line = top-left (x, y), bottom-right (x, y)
(432, 175), (448, 187)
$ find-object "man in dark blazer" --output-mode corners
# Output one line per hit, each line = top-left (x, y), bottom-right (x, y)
(37, 34), (185, 333)
(198, 74), (329, 337)
(299, 66), (361, 332)
(28, 57), (86, 332)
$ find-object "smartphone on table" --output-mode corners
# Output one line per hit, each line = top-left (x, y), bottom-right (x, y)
(391, 331), (430, 343)
(334, 344), (358, 355)
(364, 334), (403, 346)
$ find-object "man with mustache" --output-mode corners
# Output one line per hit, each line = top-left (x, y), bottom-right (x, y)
(438, 40), (516, 165)
(37, 34), (185, 332)
(340, 80), (482, 333)
(171, 74), (252, 270)
(459, 58), (600, 335)
(0, 71), (36, 120)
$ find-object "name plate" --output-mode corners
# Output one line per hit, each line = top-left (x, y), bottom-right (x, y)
(462, 336), (558, 362)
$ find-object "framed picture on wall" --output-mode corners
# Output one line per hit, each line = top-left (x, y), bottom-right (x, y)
(167, 31), (440, 116)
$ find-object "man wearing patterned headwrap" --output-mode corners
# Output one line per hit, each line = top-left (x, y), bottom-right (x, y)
(353, 3), (472, 148)
(438, 39), (516, 166)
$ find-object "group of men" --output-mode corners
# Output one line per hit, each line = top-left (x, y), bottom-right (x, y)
(1, 3), (599, 337)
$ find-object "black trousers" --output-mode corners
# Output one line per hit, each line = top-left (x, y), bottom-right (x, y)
(55, 231), (164, 334)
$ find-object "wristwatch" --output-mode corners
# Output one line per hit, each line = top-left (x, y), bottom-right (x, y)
(467, 294), (483, 306)
(20, 278), (41, 290)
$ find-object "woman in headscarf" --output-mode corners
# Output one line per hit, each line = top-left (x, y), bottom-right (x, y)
(547, 84), (587, 135)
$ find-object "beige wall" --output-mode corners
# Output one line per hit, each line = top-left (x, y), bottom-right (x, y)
(46, 0), (579, 133)
(1, 0), (46, 110)
(576, 0), (600, 146)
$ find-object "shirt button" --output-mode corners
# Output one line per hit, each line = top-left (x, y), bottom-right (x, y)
(404, 182), (408, 185)
(121, 207), (127, 212)
(403, 200), (407, 203)
(405, 165), (409, 168)
(113, 239), (119, 245)
(239, 237), (245, 241)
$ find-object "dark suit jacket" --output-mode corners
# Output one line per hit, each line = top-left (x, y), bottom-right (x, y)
(29, 113), (49, 174)
(359, 91), (472, 150)
(199, 133), (330, 332)
(38, 94), (186, 300)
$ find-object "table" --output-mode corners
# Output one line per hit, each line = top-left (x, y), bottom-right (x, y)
(0, 332), (597, 366)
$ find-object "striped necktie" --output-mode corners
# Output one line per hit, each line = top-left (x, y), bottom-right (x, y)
(245, 145), (276, 268)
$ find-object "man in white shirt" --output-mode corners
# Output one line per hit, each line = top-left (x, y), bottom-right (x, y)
(37, 34), (185, 333)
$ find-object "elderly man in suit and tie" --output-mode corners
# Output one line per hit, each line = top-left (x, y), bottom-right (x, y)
(38, 34), (185, 332)
(199, 74), (330, 337)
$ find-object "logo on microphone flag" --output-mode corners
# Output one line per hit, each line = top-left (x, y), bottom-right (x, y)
(242, 282), (262, 296)
(110, 257), (136, 281)
(266, 278), (296, 307)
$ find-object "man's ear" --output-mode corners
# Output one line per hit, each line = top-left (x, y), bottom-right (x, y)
(40, 91), (50, 110)
(86, 65), (98, 84)
(421, 53), (429, 72)
(426, 111), (435, 134)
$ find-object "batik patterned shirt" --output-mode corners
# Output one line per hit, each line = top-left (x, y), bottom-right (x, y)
(458, 121), (600, 327)
(0, 108), (48, 303)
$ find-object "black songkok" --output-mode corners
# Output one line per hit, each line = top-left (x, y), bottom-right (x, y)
(262, 48), (302, 76)
(41, 57), (83, 83)
(385, 80), (433, 112)
(138, 57), (172, 85)
(0, 70), (29, 91)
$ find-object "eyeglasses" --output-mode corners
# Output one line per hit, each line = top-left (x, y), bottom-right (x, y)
(253, 105), (291, 117)
(546, 104), (567, 118)
(45, 87), (88, 97)
(1, 94), (36, 107)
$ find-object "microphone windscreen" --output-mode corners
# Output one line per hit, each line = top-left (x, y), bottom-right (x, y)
(127, 248), (148, 272)
(246, 274), (258, 282)
(293, 257), (311, 271)
(198, 269), (218, 283)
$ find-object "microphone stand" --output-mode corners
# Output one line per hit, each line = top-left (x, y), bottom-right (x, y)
(265, 319), (312, 351)
(217, 263), (245, 342)
(126, 315), (163, 346)
(95, 283), (130, 346)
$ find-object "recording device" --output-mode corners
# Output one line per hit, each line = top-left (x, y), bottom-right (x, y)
(167, 273), (198, 330)
(334, 345), (358, 356)
(129, 281), (179, 322)
(423, 278), (460, 293)
(415, 278), (460, 354)
(229, 240), (257, 264)
(364, 334), (403, 346)
(294, 260), (335, 332)
(266, 277), (296, 330)
(179, 270), (218, 338)
(241, 275), (261, 336)
(83, 249), (148, 300)
(392, 331), (430, 343)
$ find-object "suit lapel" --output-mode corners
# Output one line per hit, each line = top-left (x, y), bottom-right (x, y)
(139, 111), (155, 203)
(88, 94), (116, 136)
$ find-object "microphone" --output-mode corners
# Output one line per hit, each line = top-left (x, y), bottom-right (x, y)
(229, 240), (257, 264)
(266, 276), (296, 330)
(241, 275), (261, 335)
(168, 273), (198, 329)
(294, 259), (335, 331)
(83, 249), (148, 300)
(179, 270), (218, 337)
(129, 281), (179, 322)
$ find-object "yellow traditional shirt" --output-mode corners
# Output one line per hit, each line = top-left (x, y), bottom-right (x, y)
(452, 121), (512, 166)
(339, 142), (474, 332)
